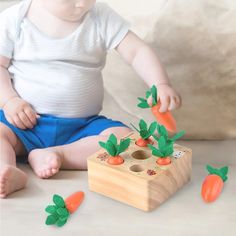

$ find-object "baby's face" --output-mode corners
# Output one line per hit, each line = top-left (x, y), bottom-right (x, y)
(41, 0), (96, 22)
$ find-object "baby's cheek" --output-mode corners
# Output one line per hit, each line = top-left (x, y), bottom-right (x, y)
(49, 1), (75, 17)
(80, 0), (96, 11)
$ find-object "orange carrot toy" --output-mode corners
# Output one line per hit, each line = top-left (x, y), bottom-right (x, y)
(201, 165), (229, 203)
(148, 136), (173, 165)
(137, 85), (177, 133)
(148, 124), (185, 166)
(45, 191), (84, 227)
(130, 119), (156, 147)
(99, 134), (131, 165)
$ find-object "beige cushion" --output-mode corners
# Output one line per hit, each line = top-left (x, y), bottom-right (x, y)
(1, 1), (235, 139)
(102, 0), (236, 139)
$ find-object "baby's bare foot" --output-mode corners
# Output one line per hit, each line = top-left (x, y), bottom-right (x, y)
(0, 165), (28, 198)
(28, 148), (63, 179)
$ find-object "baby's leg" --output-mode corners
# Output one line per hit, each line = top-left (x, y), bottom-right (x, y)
(0, 123), (28, 198)
(28, 126), (132, 174)
(61, 126), (132, 169)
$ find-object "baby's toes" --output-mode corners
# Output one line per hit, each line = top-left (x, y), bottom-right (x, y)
(0, 193), (6, 198)
(42, 170), (49, 179)
(0, 184), (5, 194)
(43, 169), (54, 179)
(47, 169), (54, 177)
(0, 178), (6, 192)
(38, 170), (46, 179)
(50, 158), (61, 170)
(0, 185), (6, 198)
(0, 175), (6, 183)
(51, 168), (58, 175)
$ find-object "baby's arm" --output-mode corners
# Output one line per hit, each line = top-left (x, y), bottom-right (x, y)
(0, 56), (18, 106)
(116, 31), (181, 112)
(0, 56), (39, 129)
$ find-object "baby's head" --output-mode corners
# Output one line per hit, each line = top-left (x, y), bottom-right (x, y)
(38, 0), (96, 22)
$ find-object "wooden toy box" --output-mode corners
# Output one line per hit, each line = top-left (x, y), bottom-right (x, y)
(87, 132), (192, 211)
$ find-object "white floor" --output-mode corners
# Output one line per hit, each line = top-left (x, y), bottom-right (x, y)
(1, 140), (236, 236)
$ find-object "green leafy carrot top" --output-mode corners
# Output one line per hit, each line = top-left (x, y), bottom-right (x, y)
(148, 136), (174, 157)
(130, 119), (157, 140)
(206, 165), (229, 182)
(137, 85), (158, 108)
(99, 134), (131, 156)
(153, 124), (185, 144)
(148, 123), (185, 158)
(45, 194), (70, 227)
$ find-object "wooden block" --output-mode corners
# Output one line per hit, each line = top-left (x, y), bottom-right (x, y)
(87, 132), (192, 211)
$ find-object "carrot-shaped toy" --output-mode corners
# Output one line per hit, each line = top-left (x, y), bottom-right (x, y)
(130, 119), (157, 147)
(99, 134), (131, 165)
(152, 123), (185, 145)
(147, 123), (185, 165)
(45, 191), (84, 227)
(137, 85), (177, 133)
(148, 136), (174, 165)
(201, 165), (229, 203)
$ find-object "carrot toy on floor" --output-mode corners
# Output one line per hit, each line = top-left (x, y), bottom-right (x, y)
(137, 85), (177, 133)
(201, 165), (229, 203)
(45, 191), (84, 227)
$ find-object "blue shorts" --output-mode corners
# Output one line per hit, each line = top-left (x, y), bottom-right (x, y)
(0, 110), (129, 153)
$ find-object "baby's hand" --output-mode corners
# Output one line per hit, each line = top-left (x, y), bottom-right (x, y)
(147, 84), (182, 112)
(3, 97), (40, 129)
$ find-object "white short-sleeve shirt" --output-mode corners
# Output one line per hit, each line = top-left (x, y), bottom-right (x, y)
(0, 0), (130, 118)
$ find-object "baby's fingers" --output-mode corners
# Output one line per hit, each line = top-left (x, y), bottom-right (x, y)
(24, 107), (38, 126)
(159, 96), (170, 113)
(18, 111), (34, 129)
(13, 115), (27, 130)
(175, 95), (182, 108)
(168, 96), (181, 110)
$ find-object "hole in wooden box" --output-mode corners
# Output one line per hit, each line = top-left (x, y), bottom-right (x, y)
(130, 164), (144, 172)
(131, 150), (151, 160)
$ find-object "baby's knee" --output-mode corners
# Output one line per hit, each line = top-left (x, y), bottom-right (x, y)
(99, 126), (132, 139)
(0, 123), (17, 147)
(0, 123), (27, 155)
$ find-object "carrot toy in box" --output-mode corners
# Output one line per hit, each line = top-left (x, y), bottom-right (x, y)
(98, 134), (131, 165)
(148, 123), (185, 165)
(130, 119), (157, 147)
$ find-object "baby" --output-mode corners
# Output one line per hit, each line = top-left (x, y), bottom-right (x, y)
(0, 0), (181, 198)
